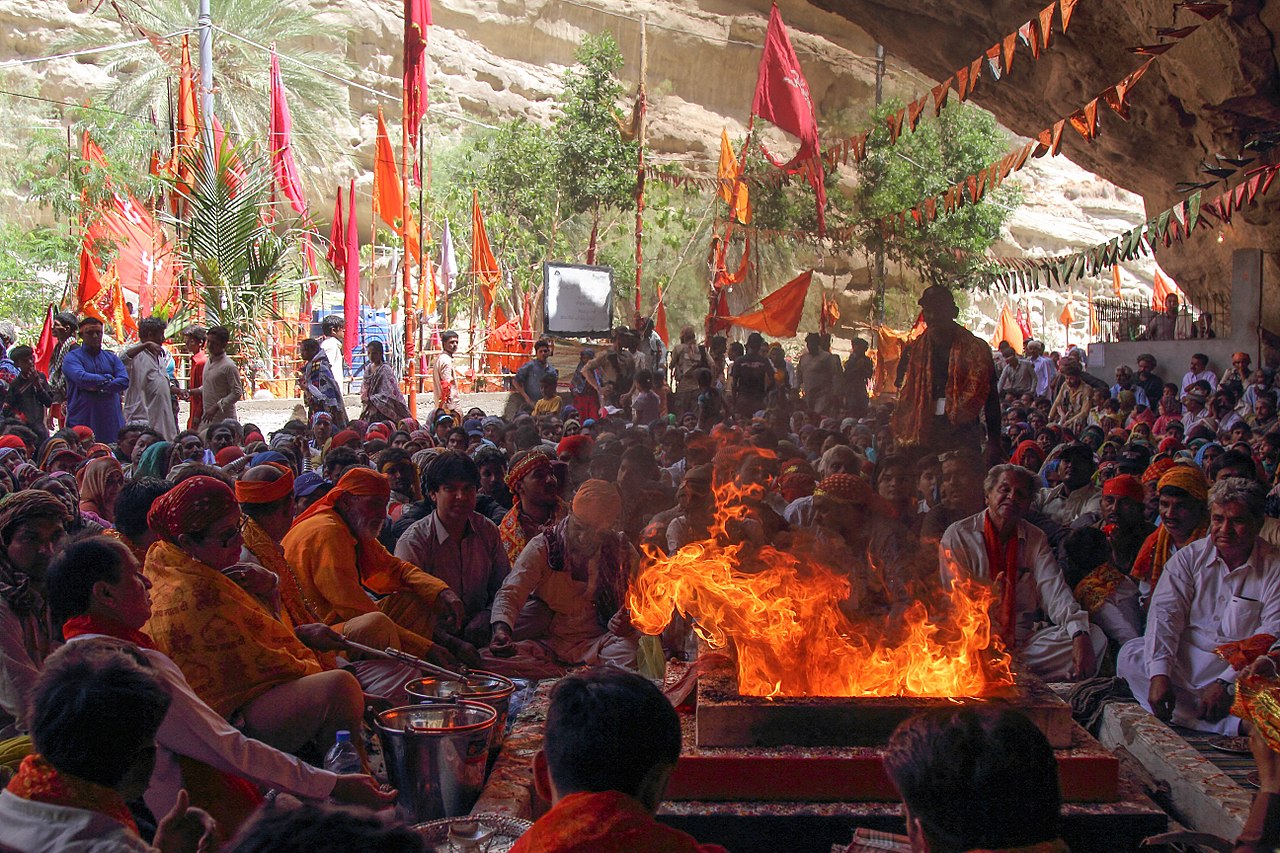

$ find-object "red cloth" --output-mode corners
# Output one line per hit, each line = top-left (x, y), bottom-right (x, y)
(330, 429), (360, 449)
(982, 511), (1020, 651)
(403, 0), (431, 142)
(215, 446), (245, 466)
(556, 435), (594, 461)
(0, 435), (24, 450)
(510, 790), (728, 853)
(751, 4), (826, 234)
(326, 190), (346, 272)
(1102, 473), (1144, 504)
(147, 476), (239, 543)
(62, 613), (155, 650)
(187, 350), (206, 430)
(720, 270), (812, 339)
(269, 48), (307, 216)
(33, 306), (54, 375)
(343, 179), (360, 360)
(7, 754), (138, 836)
(1010, 440), (1042, 468)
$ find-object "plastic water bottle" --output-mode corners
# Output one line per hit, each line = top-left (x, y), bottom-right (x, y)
(324, 730), (362, 775)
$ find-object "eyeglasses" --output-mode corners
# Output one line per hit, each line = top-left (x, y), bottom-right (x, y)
(200, 515), (248, 549)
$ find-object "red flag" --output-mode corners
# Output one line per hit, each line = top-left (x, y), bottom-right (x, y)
(211, 115), (244, 195)
(404, 0), (431, 148)
(77, 239), (106, 320)
(1015, 307), (1033, 340)
(33, 306), (55, 375)
(343, 180), (360, 360)
(471, 190), (506, 326)
(326, 191), (346, 272)
(654, 290), (669, 346)
(751, 4), (826, 233)
(721, 270), (812, 338)
(269, 47), (307, 215)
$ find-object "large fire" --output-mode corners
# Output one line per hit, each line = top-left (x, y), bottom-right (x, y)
(628, 468), (1014, 699)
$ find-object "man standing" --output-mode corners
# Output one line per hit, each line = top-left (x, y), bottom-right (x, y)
(182, 325), (207, 430)
(433, 330), (463, 415)
(3, 345), (52, 443)
(1146, 293), (1182, 341)
(1119, 478), (1280, 733)
(300, 337), (348, 428)
(940, 464), (1104, 682)
(1024, 340), (1054, 399)
(514, 339), (558, 412)
(60, 317), (129, 442)
(197, 326), (242, 432)
(843, 338), (874, 419)
(122, 317), (177, 441)
(796, 333), (841, 417)
(893, 286), (1001, 459)
(583, 329), (637, 408)
(730, 332), (775, 420)
(320, 315), (346, 382)
(46, 311), (79, 429)
(669, 327), (708, 418)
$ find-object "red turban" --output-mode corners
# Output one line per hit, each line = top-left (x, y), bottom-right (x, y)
(1158, 437), (1184, 454)
(1141, 457), (1176, 485)
(0, 435), (24, 450)
(71, 425), (94, 443)
(330, 430), (361, 449)
(215, 446), (245, 466)
(1102, 474), (1144, 504)
(1010, 440), (1043, 468)
(235, 462), (295, 505)
(506, 449), (555, 492)
(813, 473), (874, 504)
(244, 431), (265, 445)
(148, 476), (239, 544)
(293, 467), (390, 526)
(555, 435), (594, 461)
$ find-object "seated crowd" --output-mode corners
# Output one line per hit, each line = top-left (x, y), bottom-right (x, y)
(0, 310), (1279, 852)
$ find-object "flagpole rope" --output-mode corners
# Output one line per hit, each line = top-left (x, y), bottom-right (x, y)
(0, 31), (193, 69)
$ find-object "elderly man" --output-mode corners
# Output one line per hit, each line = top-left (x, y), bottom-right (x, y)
(143, 476), (367, 759)
(282, 467), (460, 665)
(1035, 443), (1102, 526)
(997, 348), (1037, 399)
(395, 451), (510, 655)
(0, 492), (70, 742)
(1118, 478), (1280, 733)
(489, 480), (639, 669)
(1111, 366), (1150, 408)
(1025, 340), (1054, 398)
(893, 285), (1001, 458)
(940, 464), (1105, 682)
(496, 448), (568, 567)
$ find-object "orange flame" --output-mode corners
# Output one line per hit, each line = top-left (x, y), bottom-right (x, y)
(629, 467), (1014, 698)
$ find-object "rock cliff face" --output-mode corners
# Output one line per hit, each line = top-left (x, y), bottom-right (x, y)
(7, 0), (1248, 343)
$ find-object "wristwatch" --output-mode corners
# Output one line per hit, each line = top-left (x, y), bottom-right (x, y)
(1214, 677), (1236, 696)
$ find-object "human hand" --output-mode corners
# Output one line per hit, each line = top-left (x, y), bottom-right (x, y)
(294, 622), (347, 652)
(489, 622), (514, 657)
(1149, 675), (1176, 721)
(331, 774), (397, 809)
(1198, 680), (1233, 723)
(442, 636), (484, 669)
(435, 589), (465, 633)
(1069, 631), (1096, 681)
(425, 642), (460, 670)
(221, 562), (278, 599)
(154, 789), (217, 853)
(608, 608), (638, 639)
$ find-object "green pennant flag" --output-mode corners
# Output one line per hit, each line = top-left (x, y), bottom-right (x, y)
(1105, 237), (1120, 266)
(1187, 191), (1202, 233)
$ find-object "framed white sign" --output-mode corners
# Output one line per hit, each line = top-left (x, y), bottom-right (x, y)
(543, 262), (614, 336)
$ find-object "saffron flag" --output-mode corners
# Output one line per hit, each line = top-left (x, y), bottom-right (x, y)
(751, 4), (826, 233)
(1151, 263), (1182, 312)
(1089, 297), (1100, 338)
(654, 289), (669, 346)
(372, 107), (421, 262)
(269, 47), (307, 215)
(1112, 263), (1123, 298)
(326, 191), (346, 273)
(343, 180), (360, 360)
(471, 190), (506, 326)
(990, 305), (1024, 353)
(404, 0), (431, 149)
(438, 217), (458, 292)
(77, 239), (106, 321)
(174, 34), (200, 201)
(717, 129), (751, 225)
(722, 269), (813, 338)
(33, 306), (54, 375)
(1058, 301), (1074, 327)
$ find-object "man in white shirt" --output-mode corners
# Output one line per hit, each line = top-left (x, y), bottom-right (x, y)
(1035, 443), (1102, 526)
(1181, 352), (1218, 394)
(433, 329), (463, 413)
(1118, 478), (1280, 734)
(940, 463), (1105, 682)
(1025, 340), (1054, 398)
(320, 315), (346, 383)
(120, 316), (177, 441)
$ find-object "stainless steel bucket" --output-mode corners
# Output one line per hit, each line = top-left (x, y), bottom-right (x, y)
(374, 700), (496, 822)
(404, 671), (516, 766)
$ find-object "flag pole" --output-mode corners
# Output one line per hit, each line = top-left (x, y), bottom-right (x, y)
(633, 16), (648, 320)
(401, 83), (417, 416)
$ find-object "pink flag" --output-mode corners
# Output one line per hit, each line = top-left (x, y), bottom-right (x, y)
(269, 47), (307, 215)
(343, 180), (360, 360)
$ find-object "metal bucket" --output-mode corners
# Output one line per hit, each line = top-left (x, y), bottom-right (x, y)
(374, 700), (496, 822)
(405, 671), (516, 765)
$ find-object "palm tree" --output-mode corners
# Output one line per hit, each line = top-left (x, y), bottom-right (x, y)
(60, 0), (356, 171)
(164, 142), (311, 369)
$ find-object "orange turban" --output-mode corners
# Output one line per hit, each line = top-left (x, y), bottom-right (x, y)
(293, 467), (389, 526)
(234, 462), (295, 505)
(1102, 474), (1144, 504)
(571, 479), (622, 530)
(148, 476), (239, 544)
(1141, 457), (1176, 485)
(1158, 465), (1209, 503)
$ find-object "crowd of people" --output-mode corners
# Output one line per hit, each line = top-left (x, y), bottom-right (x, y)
(0, 286), (1279, 852)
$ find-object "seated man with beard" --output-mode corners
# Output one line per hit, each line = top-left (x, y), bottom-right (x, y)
(940, 464), (1105, 682)
(143, 477), (368, 761)
(283, 467), (461, 666)
(489, 480), (640, 669)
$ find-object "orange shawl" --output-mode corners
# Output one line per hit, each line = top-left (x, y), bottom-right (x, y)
(143, 540), (323, 718)
(509, 790), (729, 853)
(891, 324), (993, 444)
(240, 517), (334, 670)
(1130, 523), (1206, 589)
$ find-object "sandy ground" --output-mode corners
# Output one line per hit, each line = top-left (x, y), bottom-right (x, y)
(178, 391), (516, 436)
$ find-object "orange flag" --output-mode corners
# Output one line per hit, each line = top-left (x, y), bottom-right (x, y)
(990, 305), (1024, 353)
(1089, 296), (1100, 338)
(1058, 301), (1074, 327)
(1151, 263), (1181, 311)
(718, 129), (751, 225)
(1112, 263), (1123, 298)
(722, 270), (812, 338)
(372, 107), (421, 263)
(77, 239), (106, 322)
(172, 34), (200, 204)
(471, 190), (506, 326)
(654, 289), (669, 346)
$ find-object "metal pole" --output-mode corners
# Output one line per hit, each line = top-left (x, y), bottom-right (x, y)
(874, 43), (886, 325)
(633, 16), (647, 319)
(197, 0), (214, 146)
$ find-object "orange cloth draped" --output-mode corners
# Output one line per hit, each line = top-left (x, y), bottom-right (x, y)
(990, 305), (1024, 353)
(720, 270), (812, 338)
(293, 467), (387, 526)
(372, 107), (421, 263)
(234, 463), (294, 505)
(1130, 522), (1207, 589)
(240, 518), (335, 671)
(1074, 563), (1129, 615)
(717, 128), (751, 225)
(472, 190), (506, 326)
(891, 324), (994, 445)
(143, 540), (323, 719)
(1151, 263), (1181, 312)
(6, 755), (138, 836)
(1215, 633), (1277, 671)
(509, 790), (729, 853)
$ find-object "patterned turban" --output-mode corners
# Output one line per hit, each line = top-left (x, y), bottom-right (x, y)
(506, 449), (555, 493)
(1158, 465), (1209, 504)
(812, 473), (874, 504)
(147, 475), (239, 544)
(571, 479), (622, 530)
(1141, 457), (1176, 485)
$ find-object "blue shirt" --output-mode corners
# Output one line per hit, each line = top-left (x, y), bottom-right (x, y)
(61, 346), (128, 441)
(515, 359), (558, 403)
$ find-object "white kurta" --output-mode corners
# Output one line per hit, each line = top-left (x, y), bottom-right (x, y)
(1118, 536), (1280, 734)
(121, 348), (176, 440)
(939, 511), (1104, 682)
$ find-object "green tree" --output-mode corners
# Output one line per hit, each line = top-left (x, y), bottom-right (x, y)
(852, 99), (1019, 321)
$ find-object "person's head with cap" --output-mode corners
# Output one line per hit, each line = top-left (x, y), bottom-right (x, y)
(1157, 465), (1209, 544)
(147, 475), (244, 572)
(237, 463), (297, 542)
(292, 471), (332, 516)
(1100, 474), (1145, 529)
(569, 479), (622, 545)
(918, 285), (959, 325)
